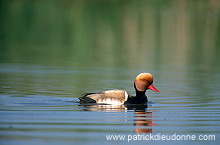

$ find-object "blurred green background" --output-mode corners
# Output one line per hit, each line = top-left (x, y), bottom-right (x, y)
(1, 0), (220, 69)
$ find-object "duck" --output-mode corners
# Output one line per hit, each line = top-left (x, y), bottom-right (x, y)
(78, 73), (160, 105)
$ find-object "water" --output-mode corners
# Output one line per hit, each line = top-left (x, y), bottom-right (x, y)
(0, 64), (219, 145)
(1, 0), (220, 145)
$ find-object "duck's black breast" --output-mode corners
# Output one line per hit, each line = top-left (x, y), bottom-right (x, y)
(124, 95), (148, 104)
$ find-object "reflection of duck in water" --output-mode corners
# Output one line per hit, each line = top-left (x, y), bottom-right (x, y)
(80, 104), (155, 133)
(79, 73), (159, 105)
(134, 109), (156, 133)
(125, 104), (156, 133)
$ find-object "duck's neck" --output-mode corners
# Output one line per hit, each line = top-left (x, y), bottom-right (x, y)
(134, 83), (146, 97)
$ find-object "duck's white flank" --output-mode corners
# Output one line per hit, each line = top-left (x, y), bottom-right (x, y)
(96, 90), (128, 105)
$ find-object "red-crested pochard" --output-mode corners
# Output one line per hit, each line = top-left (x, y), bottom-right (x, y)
(79, 73), (159, 105)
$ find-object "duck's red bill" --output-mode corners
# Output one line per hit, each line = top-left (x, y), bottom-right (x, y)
(148, 85), (160, 92)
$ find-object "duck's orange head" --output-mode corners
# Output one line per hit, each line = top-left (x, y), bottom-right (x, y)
(134, 73), (160, 92)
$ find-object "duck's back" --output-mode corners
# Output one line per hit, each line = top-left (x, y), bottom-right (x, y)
(79, 90), (129, 105)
